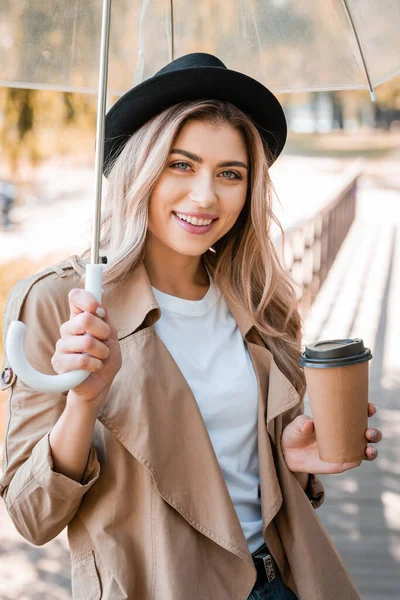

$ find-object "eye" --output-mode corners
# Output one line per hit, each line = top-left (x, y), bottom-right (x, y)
(170, 162), (242, 180)
(220, 170), (242, 180)
(170, 161), (191, 171)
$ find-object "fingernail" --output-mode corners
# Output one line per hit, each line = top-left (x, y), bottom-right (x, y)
(371, 447), (377, 456)
(369, 429), (377, 438)
(96, 307), (106, 318)
(373, 404), (378, 412)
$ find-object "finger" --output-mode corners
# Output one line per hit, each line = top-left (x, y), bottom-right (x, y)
(60, 311), (111, 340)
(52, 352), (104, 375)
(101, 306), (119, 341)
(365, 428), (383, 443)
(365, 445), (378, 461)
(301, 419), (314, 433)
(292, 415), (313, 435)
(55, 334), (110, 360)
(368, 402), (378, 417)
(68, 288), (104, 319)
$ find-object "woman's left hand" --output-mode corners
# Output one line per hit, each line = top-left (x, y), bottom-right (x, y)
(281, 402), (383, 475)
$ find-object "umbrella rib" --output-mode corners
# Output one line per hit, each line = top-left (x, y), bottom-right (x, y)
(169, 0), (175, 62)
(341, 0), (376, 101)
(70, 0), (79, 69)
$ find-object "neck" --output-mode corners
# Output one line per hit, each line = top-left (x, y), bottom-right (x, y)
(144, 238), (210, 300)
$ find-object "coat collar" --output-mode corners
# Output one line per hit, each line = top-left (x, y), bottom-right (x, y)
(102, 261), (254, 342)
(95, 257), (301, 445)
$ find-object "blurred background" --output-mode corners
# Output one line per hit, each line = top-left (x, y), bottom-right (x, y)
(1, 2), (400, 597)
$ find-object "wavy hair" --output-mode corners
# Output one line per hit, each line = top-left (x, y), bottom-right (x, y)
(71, 100), (306, 397)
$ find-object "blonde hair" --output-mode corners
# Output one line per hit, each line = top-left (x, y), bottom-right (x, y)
(72, 100), (305, 397)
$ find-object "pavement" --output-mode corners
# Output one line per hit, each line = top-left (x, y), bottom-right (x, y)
(302, 160), (400, 600)
(0, 153), (399, 598)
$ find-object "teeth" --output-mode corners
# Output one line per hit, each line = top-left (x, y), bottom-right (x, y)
(175, 213), (213, 226)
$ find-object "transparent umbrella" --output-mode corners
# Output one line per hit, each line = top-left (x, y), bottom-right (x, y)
(3, 0), (400, 393)
(2, 1), (400, 97)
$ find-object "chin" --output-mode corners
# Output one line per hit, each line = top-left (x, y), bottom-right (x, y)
(165, 239), (211, 257)
(174, 246), (209, 257)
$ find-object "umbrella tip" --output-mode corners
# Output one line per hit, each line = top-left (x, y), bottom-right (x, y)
(369, 89), (376, 103)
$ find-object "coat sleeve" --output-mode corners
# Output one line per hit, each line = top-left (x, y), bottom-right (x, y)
(281, 398), (325, 509)
(0, 266), (100, 546)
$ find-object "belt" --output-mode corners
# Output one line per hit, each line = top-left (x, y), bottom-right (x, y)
(251, 544), (278, 584)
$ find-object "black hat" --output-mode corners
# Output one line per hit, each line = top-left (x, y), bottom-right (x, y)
(104, 52), (287, 176)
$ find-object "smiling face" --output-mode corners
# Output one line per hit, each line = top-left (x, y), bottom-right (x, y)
(147, 119), (249, 259)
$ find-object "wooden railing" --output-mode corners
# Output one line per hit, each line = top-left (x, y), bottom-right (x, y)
(275, 163), (363, 317)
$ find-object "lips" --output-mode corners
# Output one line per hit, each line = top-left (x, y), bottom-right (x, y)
(172, 212), (217, 235)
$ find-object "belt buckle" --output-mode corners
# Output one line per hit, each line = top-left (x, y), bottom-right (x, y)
(262, 554), (276, 583)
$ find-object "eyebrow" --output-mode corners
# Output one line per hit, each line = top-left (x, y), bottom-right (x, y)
(170, 148), (248, 170)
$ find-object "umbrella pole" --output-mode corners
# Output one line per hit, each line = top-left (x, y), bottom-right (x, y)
(91, 0), (112, 265)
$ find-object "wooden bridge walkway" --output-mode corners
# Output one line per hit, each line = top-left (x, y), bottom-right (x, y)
(303, 160), (400, 599)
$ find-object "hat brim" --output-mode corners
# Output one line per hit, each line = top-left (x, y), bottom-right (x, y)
(104, 66), (287, 176)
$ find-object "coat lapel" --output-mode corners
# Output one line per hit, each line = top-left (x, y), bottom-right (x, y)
(97, 261), (301, 562)
(98, 326), (253, 561)
(221, 288), (302, 444)
(102, 263), (160, 337)
(246, 342), (283, 531)
(266, 358), (301, 443)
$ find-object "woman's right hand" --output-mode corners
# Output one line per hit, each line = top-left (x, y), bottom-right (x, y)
(51, 288), (122, 410)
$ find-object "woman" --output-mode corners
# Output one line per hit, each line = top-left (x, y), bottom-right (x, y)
(0, 53), (382, 600)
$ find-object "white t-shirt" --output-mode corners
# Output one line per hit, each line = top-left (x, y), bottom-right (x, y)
(151, 273), (264, 553)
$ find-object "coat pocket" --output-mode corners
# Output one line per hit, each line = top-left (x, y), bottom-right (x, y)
(72, 550), (102, 600)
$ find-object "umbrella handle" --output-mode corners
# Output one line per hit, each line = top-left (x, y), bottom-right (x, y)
(5, 264), (103, 393)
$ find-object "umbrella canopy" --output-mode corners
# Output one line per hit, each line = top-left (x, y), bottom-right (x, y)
(1, 0), (400, 98)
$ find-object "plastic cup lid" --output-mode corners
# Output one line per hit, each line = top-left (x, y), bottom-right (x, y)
(299, 338), (372, 368)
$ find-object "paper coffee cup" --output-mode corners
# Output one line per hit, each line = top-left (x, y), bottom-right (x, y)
(299, 339), (373, 463)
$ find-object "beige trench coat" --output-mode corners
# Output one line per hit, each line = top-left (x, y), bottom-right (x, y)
(0, 258), (361, 600)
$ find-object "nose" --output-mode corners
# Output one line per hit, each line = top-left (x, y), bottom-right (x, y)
(188, 175), (217, 208)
